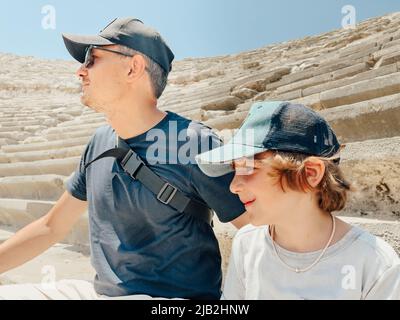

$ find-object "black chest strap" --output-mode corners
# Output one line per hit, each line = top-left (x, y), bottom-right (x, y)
(84, 137), (214, 226)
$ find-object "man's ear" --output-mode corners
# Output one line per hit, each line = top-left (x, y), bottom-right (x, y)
(127, 54), (147, 80)
(304, 158), (325, 188)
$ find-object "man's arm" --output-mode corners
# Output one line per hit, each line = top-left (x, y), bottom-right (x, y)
(230, 211), (251, 230)
(0, 191), (87, 274)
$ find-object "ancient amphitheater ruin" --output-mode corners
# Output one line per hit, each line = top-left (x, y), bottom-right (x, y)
(0, 12), (399, 285)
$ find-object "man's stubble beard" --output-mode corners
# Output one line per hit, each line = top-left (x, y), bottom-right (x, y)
(81, 93), (106, 114)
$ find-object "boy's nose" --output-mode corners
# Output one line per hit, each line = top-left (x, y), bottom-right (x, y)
(230, 173), (244, 195)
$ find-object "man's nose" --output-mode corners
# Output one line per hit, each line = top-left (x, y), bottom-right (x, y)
(76, 64), (88, 78)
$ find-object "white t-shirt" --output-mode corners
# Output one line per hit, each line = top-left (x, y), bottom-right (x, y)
(222, 224), (400, 300)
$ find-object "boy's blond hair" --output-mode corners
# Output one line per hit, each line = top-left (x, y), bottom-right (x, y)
(261, 151), (352, 213)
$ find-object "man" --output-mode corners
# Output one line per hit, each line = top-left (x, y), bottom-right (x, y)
(0, 18), (249, 300)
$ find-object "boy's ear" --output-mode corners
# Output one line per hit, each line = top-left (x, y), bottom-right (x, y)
(304, 158), (325, 188)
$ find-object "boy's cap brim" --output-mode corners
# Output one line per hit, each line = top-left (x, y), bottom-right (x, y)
(62, 34), (115, 64)
(195, 143), (267, 177)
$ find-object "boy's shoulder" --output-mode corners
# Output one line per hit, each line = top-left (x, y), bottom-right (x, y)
(352, 226), (399, 267)
(234, 224), (267, 245)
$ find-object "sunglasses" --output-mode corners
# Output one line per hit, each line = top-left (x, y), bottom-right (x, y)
(83, 45), (134, 68)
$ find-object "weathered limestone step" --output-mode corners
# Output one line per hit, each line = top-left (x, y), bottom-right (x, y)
(0, 120), (42, 127)
(302, 62), (399, 97)
(320, 72), (400, 108)
(0, 126), (48, 136)
(0, 157), (79, 177)
(42, 128), (97, 141)
(0, 175), (68, 201)
(204, 111), (248, 130)
(338, 41), (379, 59)
(155, 85), (219, 105)
(0, 126), (25, 133)
(373, 44), (400, 67)
(0, 145), (85, 163)
(0, 138), (17, 146)
(0, 228), (94, 286)
(44, 123), (103, 135)
(180, 109), (203, 121)
(1, 137), (89, 153)
(321, 92), (400, 143)
(0, 131), (30, 141)
(0, 199), (89, 248)
(229, 67), (291, 92)
(57, 117), (106, 128)
(0, 116), (39, 122)
(201, 96), (243, 111)
(214, 216), (400, 275)
(162, 86), (232, 111)
(265, 57), (373, 92)
(275, 62), (370, 95)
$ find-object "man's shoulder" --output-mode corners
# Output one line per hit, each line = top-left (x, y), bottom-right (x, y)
(93, 124), (114, 137)
(171, 111), (220, 138)
(86, 124), (114, 145)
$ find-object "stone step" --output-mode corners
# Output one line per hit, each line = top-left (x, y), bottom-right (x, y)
(275, 62), (370, 95)
(57, 117), (106, 128)
(42, 128), (96, 141)
(1, 137), (89, 153)
(0, 125), (47, 134)
(338, 41), (379, 59)
(0, 228), (94, 286)
(0, 117), (39, 122)
(289, 70), (400, 110)
(302, 62), (399, 97)
(321, 92), (400, 143)
(162, 88), (232, 113)
(0, 175), (68, 201)
(0, 157), (79, 177)
(0, 145), (85, 163)
(0, 126), (25, 133)
(265, 56), (374, 92)
(0, 131), (31, 142)
(43, 123), (102, 135)
(204, 110), (248, 130)
(320, 72), (400, 108)
(0, 120), (42, 128)
(0, 138), (17, 146)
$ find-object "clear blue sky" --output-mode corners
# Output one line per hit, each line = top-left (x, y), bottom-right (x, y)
(0, 0), (399, 61)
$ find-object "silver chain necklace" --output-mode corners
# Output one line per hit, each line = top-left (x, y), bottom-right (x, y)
(270, 213), (336, 273)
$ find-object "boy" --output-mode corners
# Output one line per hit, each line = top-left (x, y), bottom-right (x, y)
(196, 101), (400, 300)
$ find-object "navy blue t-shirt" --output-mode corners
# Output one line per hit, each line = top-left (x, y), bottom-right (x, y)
(66, 111), (245, 299)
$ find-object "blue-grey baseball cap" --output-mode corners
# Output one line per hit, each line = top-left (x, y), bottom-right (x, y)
(196, 101), (341, 177)
(62, 17), (175, 74)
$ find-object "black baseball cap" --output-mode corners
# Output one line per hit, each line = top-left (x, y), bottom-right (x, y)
(196, 101), (342, 177)
(62, 17), (175, 74)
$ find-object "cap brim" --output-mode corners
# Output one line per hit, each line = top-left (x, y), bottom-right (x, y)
(62, 34), (115, 63)
(195, 143), (267, 177)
